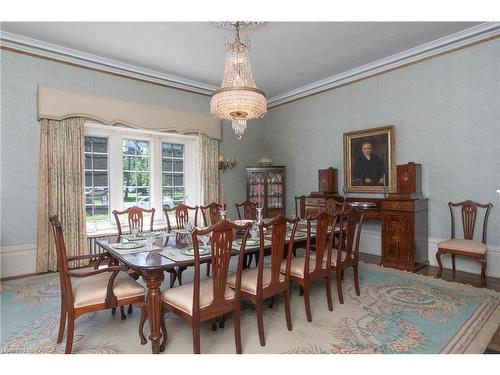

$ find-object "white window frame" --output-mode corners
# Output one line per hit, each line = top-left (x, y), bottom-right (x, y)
(85, 122), (200, 231)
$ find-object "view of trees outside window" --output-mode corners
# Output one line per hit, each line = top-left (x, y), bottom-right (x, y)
(123, 139), (151, 209)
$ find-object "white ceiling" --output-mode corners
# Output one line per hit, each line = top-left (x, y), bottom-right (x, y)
(0, 22), (483, 98)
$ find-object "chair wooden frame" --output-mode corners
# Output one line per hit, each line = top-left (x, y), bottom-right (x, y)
(163, 204), (200, 286)
(235, 200), (257, 220)
(238, 214), (299, 346)
(285, 211), (338, 322)
(436, 200), (493, 286)
(164, 204), (199, 231)
(159, 220), (252, 354)
(324, 199), (346, 215)
(49, 215), (146, 353)
(331, 209), (364, 304)
(294, 195), (306, 219)
(112, 206), (155, 235)
(200, 202), (226, 227)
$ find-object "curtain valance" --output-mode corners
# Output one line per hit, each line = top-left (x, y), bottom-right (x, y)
(37, 86), (221, 140)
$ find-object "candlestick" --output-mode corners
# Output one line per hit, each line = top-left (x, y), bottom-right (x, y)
(256, 207), (263, 225)
(258, 183), (261, 208)
(221, 183), (225, 208)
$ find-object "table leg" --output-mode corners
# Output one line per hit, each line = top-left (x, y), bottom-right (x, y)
(142, 270), (164, 354)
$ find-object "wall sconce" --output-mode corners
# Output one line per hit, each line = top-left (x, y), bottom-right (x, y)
(218, 155), (236, 172)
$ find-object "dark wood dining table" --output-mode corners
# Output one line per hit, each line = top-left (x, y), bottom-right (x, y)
(96, 224), (310, 353)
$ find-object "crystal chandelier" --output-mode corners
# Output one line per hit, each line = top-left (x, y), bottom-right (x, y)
(211, 22), (267, 139)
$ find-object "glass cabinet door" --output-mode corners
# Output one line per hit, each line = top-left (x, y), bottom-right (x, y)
(247, 171), (265, 206)
(265, 171), (284, 210)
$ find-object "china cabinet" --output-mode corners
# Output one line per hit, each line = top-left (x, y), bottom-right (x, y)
(246, 166), (285, 218)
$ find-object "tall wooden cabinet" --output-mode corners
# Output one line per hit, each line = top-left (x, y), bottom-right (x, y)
(246, 166), (285, 218)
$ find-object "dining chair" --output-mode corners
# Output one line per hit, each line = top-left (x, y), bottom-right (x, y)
(112, 206), (155, 235)
(200, 202), (226, 277)
(235, 200), (257, 220)
(228, 214), (299, 346)
(163, 204), (200, 287)
(329, 209), (364, 304)
(294, 195), (306, 219)
(324, 199), (346, 215)
(111, 206), (160, 316)
(164, 204), (199, 231)
(159, 220), (252, 354)
(49, 215), (146, 353)
(283, 211), (338, 322)
(200, 202), (226, 227)
(436, 200), (493, 285)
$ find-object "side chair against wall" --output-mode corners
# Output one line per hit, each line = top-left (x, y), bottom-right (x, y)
(163, 204), (199, 287)
(235, 200), (257, 220)
(294, 195), (306, 219)
(159, 220), (252, 354)
(327, 209), (364, 304)
(49, 215), (146, 353)
(227, 214), (299, 346)
(200, 202), (226, 277)
(282, 211), (338, 322)
(436, 200), (493, 286)
(112, 206), (157, 316)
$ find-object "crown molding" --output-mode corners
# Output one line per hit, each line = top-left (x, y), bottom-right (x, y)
(1, 23), (499, 106)
(0, 30), (218, 96)
(267, 22), (500, 107)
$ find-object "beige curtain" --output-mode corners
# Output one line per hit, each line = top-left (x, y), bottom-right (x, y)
(37, 118), (88, 272)
(199, 133), (219, 206)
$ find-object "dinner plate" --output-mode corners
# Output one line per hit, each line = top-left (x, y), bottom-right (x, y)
(180, 246), (211, 256)
(113, 242), (145, 250)
(236, 238), (259, 246)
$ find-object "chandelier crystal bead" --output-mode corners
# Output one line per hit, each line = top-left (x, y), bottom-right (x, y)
(211, 22), (267, 138)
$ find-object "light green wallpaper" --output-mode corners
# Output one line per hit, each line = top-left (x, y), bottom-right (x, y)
(0, 49), (265, 246)
(267, 38), (500, 244)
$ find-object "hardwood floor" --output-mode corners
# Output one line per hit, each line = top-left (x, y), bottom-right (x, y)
(359, 252), (500, 354)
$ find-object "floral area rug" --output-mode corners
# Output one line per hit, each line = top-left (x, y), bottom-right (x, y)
(1, 262), (499, 354)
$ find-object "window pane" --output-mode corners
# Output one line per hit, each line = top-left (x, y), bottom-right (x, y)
(173, 144), (184, 158)
(84, 136), (109, 222)
(93, 154), (107, 170)
(174, 160), (183, 172)
(93, 137), (107, 153)
(85, 155), (92, 169)
(123, 139), (150, 209)
(174, 175), (183, 187)
(162, 173), (172, 186)
(162, 143), (173, 157)
(162, 142), (184, 206)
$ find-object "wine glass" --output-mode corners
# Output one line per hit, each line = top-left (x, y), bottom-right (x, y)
(200, 234), (210, 249)
(145, 233), (156, 250)
(131, 226), (139, 239)
(250, 223), (258, 240)
(184, 222), (193, 233)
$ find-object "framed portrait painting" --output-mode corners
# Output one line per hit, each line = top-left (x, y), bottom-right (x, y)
(343, 125), (396, 193)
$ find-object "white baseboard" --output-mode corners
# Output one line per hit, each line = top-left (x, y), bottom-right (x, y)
(0, 243), (37, 278)
(359, 229), (500, 278)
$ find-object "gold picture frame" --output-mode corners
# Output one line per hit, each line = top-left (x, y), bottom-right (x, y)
(343, 125), (396, 193)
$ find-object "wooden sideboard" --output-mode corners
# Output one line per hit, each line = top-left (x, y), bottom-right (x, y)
(305, 193), (428, 271)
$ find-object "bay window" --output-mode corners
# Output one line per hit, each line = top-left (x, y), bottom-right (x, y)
(84, 122), (199, 230)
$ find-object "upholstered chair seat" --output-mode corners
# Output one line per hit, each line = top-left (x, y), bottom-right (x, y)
(227, 267), (285, 295)
(310, 249), (347, 266)
(279, 257), (317, 278)
(437, 239), (486, 255)
(72, 271), (145, 308)
(162, 278), (235, 315)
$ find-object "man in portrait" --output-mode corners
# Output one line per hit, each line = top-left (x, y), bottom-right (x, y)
(352, 142), (385, 186)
